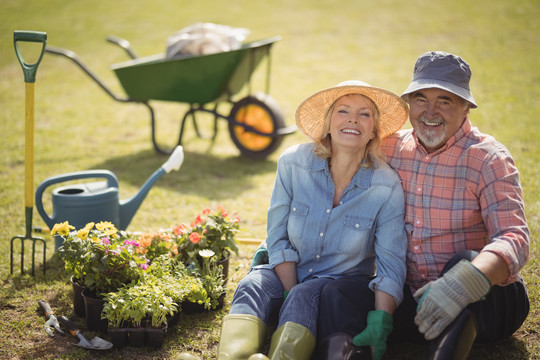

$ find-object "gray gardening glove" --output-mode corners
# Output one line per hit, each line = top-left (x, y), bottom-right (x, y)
(251, 241), (269, 267)
(414, 259), (491, 340)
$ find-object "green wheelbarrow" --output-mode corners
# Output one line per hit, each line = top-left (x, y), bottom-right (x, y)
(45, 35), (296, 159)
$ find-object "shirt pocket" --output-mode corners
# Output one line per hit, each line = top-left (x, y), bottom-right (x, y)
(287, 201), (309, 242)
(338, 216), (374, 255)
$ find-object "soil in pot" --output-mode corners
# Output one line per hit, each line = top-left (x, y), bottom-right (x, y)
(70, 276), (85, 318)
(82, 288), (108, 332)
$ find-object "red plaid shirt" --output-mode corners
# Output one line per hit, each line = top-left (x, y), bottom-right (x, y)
(382, 118), (529, 291)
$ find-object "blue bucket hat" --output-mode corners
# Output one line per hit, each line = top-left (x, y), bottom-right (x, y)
(402, 51), (478, 108)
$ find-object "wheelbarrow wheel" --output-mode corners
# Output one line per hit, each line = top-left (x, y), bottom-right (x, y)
(228, 93), (285, 159)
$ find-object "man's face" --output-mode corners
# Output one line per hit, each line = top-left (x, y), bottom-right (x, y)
(408, 88), (470, 153)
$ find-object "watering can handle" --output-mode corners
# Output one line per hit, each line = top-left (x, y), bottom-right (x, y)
(14, 30), (47, 83)
(35, 170), (119, 228)
(161, 146), (184, 173)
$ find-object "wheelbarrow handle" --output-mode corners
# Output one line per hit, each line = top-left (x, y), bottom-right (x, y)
(13, 30), (47, 83)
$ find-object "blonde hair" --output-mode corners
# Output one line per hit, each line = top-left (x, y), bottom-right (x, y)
(313, 94), (386, 168)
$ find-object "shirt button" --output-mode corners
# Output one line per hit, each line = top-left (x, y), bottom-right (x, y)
(316, 255), (320, 259)
(414, 246), (419, 250)
(355, 224), (360, 228)
(416, 220), (421, 225)
(309, 268), (313, 273)
(319, 232), (324, 237)
(425, 156), (430, 160)
(292, 207), (296, 212)
(326, 209), (331, 213)
(421, 274), (426, 278)
(417, 187), (422, 192)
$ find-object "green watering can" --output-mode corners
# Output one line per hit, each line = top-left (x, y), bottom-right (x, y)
(35, 146), (184, 250)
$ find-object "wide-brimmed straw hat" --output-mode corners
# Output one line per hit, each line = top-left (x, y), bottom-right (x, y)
(295, 80), (409, 140)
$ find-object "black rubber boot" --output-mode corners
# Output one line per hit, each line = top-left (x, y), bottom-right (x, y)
(428, 309), (478, 360)
(313, 332), (371, 360)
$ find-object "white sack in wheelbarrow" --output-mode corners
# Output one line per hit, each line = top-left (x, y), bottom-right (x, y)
(165, 22), (250, 59)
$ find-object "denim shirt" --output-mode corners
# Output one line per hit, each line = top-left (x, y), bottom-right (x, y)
(266, 143), (407, 304)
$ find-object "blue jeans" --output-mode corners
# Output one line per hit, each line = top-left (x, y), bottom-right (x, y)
(229, 266), (333, 337)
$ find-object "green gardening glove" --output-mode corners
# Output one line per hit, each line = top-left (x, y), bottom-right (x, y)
(414, 259), (491, 340)
(251, 242), (269, 267)
(352, 310), (393, 360)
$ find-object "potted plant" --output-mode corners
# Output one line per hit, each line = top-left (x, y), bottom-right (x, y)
(54, 221), (91, 317)
(102, 276), (178, 348)
(171, 206), (240, 280)
(135, 231), (178, 261)
(54, 221), (150, 297)
(54, 221), (151, 330)
(181, 249), (226, 313)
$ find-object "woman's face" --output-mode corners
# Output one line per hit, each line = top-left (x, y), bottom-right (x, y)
(328, 94), (375, 154)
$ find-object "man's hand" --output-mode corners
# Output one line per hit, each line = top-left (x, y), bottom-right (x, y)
(414, 259), (491, 340)
(352, 310), (393, 360)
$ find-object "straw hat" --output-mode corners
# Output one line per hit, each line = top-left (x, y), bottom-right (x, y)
(296, 80), (409, 140)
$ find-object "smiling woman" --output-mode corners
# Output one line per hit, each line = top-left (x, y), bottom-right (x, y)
(188, 81), (411, 360)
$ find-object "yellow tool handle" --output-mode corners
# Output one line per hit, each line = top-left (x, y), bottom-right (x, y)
(25, 82), (34, 208)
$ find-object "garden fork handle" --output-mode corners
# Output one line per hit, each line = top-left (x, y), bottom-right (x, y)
(13, 31), (47, 228)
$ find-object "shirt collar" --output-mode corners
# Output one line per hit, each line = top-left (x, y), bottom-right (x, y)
(311, 151), (374, 189)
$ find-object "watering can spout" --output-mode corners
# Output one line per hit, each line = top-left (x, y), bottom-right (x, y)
(119, 146), (184, 229)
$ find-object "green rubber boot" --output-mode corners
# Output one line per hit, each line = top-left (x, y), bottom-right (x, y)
(175, 314), (265, 360)
(217, 314), (266, 359)
(267, 322), (316, 360)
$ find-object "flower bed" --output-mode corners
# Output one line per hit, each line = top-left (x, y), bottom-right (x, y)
(53, 206), (240, 348)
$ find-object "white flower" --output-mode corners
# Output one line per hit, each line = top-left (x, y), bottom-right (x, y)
(199, 249), (215, 258)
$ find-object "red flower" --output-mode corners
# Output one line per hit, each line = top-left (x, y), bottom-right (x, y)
(218, 206), (228, 217)
(202, 208), (211, 215)
(191, 214), (204, 227)
(189, 232), (201, 244)
(173, 224), (186, 236)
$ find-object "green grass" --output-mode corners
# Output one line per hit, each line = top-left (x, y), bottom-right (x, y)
(1, 0), (539, 359)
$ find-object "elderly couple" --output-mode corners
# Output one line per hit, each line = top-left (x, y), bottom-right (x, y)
(180, 51), (530, 360)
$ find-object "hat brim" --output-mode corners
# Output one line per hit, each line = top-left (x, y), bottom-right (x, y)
(401, 78), (478, 108)
(296, 84), (409, 140)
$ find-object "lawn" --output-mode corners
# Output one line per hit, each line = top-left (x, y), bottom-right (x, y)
(0, 0), (538, 359)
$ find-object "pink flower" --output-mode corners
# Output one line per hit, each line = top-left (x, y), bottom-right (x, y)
(102, 238), (111, 245)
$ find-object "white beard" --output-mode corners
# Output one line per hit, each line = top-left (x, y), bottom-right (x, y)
(416, 117), (446, 150)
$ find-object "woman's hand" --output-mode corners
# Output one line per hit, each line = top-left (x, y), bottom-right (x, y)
(274, 261), (297, 291)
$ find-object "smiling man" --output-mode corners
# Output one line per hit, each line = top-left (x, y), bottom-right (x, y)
(315, 51), (530, 360)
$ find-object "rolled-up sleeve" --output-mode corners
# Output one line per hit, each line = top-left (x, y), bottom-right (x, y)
(479, 150), (530, 285)
(369, 181), (407, 305)
(267, 153), (300, 268)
